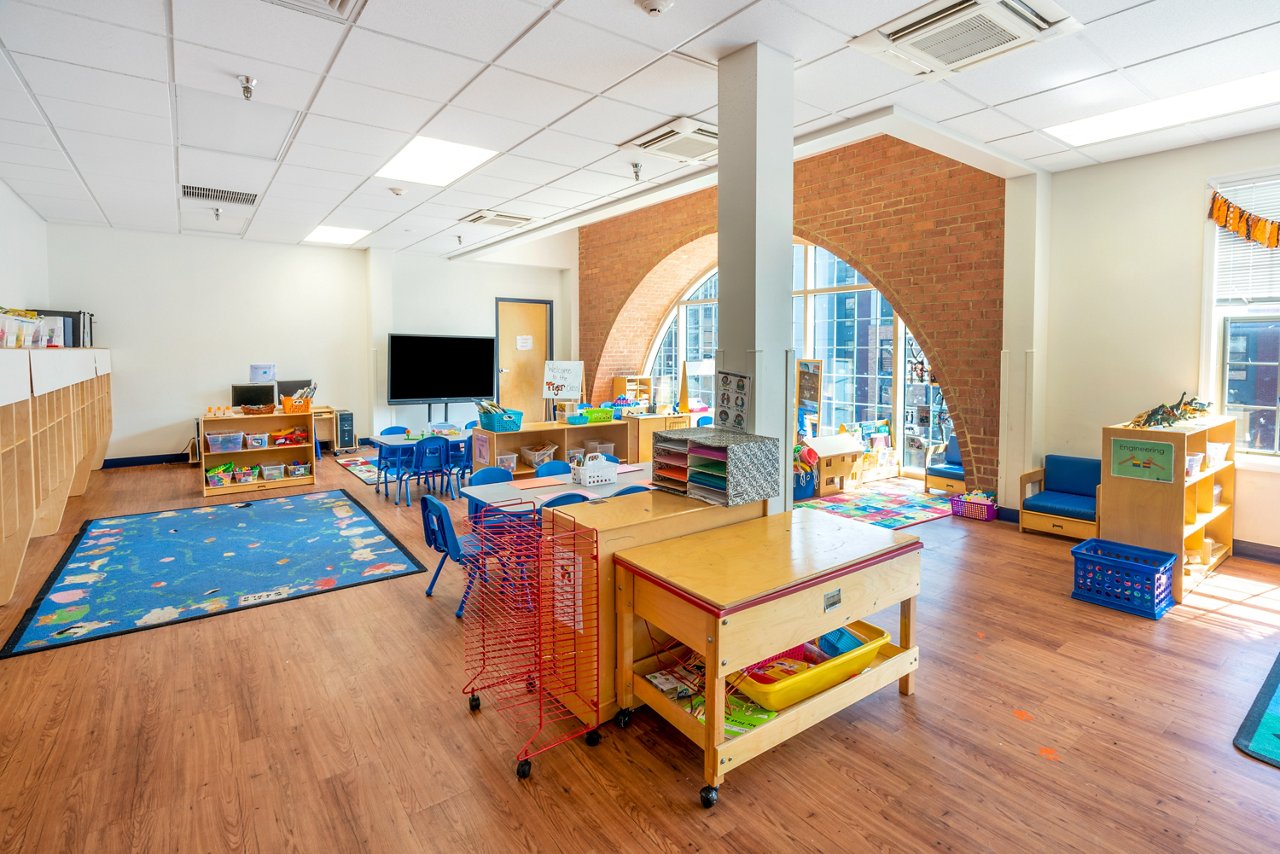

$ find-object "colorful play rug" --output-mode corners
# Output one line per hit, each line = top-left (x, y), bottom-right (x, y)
(797, 478), (952, 530)
(1, 490), (424, 657)
(337, 453), (380, 485)
(1235, 652), (1280, 770)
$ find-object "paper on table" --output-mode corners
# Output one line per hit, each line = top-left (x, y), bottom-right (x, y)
(512, 476), (571, 490)
(534, 490), (594, 502)
(617, 464), (644, 473)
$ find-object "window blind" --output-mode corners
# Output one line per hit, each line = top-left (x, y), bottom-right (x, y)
(1215, 175), (1280, 305)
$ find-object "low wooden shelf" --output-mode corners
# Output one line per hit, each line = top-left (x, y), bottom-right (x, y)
(471, 419), (632, 475)
(200, 411), (316, 497)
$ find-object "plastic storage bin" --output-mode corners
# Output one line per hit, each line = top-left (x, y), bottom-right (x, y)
(582, 408), (613, 423)
(261, 464), (285, 481)
(245, 433), (269, 450)
(1070, 538), (1174, 620)
(736, 622), (891, 711)
(584, 440), (614, 458)
(286, 463), (312, 478)
(206, 432), (245, 453)
(1206, 442), (1229, 467)
(206, 470), (233, 488)
(571, 453), (618, 486)
(1185, 452), (1204, 477)
(233, 467), (259, 484)
(496, 453), (517, 473)
(478, 409), (523, 432)
(949, 493), (997, 521)
(793, 471), (815, 501)
(519, 444), (558, 468)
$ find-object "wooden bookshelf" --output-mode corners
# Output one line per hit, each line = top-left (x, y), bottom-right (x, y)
(471, 419), (632, 475)
(200, 411), (316, 496)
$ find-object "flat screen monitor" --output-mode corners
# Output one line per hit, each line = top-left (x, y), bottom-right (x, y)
(387, 334), (496, 404)
(231, 383), (275, 407)
(276, 379), (312, 399)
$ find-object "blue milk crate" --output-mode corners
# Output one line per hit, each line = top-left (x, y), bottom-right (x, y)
(478, 409), (523, 433)
(1070, 538), (1175, 620)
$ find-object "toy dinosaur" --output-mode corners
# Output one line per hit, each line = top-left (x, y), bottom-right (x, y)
(1126, 392), (1213, 428)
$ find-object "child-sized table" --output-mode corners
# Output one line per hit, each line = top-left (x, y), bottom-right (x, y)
(614, 508), (922, 807)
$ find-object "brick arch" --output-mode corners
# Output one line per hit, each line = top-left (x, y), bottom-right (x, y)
(579, 135), (1004, 491)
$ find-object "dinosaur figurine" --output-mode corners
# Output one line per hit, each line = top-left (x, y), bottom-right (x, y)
(1127, 392), (1212, 429)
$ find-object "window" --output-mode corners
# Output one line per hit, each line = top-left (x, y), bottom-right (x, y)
(1213, 175), (1280, 456)
(645, 271), (719, 410)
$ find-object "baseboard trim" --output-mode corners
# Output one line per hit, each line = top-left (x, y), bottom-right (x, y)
(1234, 540), (1280, 565)
(997, 506), (1019, 524)
(103, 453), (188, 469)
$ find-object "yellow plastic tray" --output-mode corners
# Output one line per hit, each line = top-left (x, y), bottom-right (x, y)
(735, 621), (890, 711)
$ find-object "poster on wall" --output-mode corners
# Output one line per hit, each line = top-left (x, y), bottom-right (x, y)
(796, 359), (822, 439)
(1110, 437), (1175, 483)
(715, 370), (752, 432)
(543, 361), (583, 400)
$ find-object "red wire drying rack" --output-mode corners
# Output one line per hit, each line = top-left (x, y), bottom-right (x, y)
(462, 501), (601, 779)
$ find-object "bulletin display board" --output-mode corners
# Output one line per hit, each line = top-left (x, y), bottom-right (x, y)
(796, 359), (822, 440)
(543, 361), (583, 400)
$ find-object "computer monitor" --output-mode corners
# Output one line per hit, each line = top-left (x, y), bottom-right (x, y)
(231, 383), (275, 407)
(276, 379), (312, 400)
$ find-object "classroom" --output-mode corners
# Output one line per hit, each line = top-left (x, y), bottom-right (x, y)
(1, 0), (1279, 849)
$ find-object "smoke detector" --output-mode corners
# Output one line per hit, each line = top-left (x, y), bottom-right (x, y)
(851, 0), (1081, 79)
(636, 0), (675, 16)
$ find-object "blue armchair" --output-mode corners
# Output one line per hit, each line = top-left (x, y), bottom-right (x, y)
(1020, 454), (1101, 540)
(924, 434), (965, 495)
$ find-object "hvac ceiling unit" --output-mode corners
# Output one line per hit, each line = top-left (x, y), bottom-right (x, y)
(181, 185), (258, 206)
(851, 0), (1081, 78)
(259, 0), (366, 23)
(462, 210), (535, 229)
(624, 118), (719, 163)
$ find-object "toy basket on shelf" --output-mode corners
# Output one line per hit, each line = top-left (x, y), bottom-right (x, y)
(949, 491), (997, 521)
(478, 409), (523, 432)
(1070, 538), (1174, 620)
(281, 396), (311, 414)
(239, 404), (275, 415)
(571, 453), (618, 486)
(581, 407), (614, 423)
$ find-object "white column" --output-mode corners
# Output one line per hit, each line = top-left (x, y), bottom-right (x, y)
(716, 42), (794, 514)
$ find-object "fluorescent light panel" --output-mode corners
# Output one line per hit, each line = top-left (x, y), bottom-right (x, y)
(1045, 69), (1280, 147)
(376, 136), (497, 186)
(303, 225), (369, 245)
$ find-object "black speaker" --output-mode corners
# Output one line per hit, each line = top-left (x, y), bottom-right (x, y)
(337, 410), (355, 448)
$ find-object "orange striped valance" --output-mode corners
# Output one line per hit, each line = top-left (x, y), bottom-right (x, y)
(1209, 190), (1280, 249)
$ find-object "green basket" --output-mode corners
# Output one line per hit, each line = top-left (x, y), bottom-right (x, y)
(582, 408), (614, 423)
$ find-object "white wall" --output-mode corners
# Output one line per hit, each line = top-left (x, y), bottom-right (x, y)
(0, 182), (48, 308)
(369, 251), (571, 432)
(1044, 127), (1280, 545)
(47, 225), (370, 458)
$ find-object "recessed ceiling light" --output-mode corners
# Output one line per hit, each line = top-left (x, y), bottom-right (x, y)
(303, 225), (369, 245)
(1044, 69), (1280, 147)
(376, 136), (497, 186)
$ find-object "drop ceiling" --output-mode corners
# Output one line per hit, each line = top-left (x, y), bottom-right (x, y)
(0, 0), (1278, 255)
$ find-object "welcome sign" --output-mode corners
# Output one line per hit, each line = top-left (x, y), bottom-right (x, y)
(1110, 437), (1175, 483)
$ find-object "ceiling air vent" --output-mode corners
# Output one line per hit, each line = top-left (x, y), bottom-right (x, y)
(182, 185), (258, 206)
(462, 210), (535, 229)
(259, 0), (366, 23)
(625, 118), (719, 163)
(851, 0), (1081, 78)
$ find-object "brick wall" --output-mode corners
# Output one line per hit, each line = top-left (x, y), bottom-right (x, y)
(579, 135), (1005, 492)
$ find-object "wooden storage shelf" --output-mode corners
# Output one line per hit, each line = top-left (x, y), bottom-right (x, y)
(205, 443), (311, 456)
(199, 411), (315, 497)
(470, 419), (633, 475)
(1100, 414), (1235, 604)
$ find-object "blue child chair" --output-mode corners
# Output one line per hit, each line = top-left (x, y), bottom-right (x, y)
(447, 435), (472, 493)
(465, 465), (513, 519)
(697, 416), (714, 427)
(609, 484), (651, 498)
(601, 454), (620, 463)
(535, 460), (571, 477)
(394, 436), (449, 505)
(375, 426), (410, 494)
(541, 492), (588, 511)
(421, 495), (482, 618)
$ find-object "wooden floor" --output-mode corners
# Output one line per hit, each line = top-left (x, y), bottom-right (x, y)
(2, 462), (1279, 853)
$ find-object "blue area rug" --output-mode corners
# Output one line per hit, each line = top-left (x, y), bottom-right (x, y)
(2, 489), (424, 657)
(1236, 651), (1280, 770)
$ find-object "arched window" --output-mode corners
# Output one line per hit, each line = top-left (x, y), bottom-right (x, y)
(645, 270), (719, 409)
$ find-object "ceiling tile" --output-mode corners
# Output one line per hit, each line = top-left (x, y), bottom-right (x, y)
(608, 180), (659, 200)
(1053, 0), (1150, 24)
(18, 0), (167, 33)
(1, 175), (90, 199)
(174, 42), (321, 112)
(0, 88), (45, 125)
(405, 231), (473, 254)
(453, 66), (592, 128)
(779, 0), (928, 35)
(1076, 125), (1208, 163)
(255, 193), (338, 217)
(557, 0), (753, 51)
(511, 129), (617, 168)
(997, 72), (1147, 128)
(0, 162), (81, 186)
(1026, 149), (1100, 172)
(60, 130), (174, 183)
(13, 54), (172, 117)
(329, 29), (483, 101)
(498, 197), (567, 219)
(177, 87), (296, 159)
(1190, 103), (1280, 142)
(22, 193), (105, 223)
(682, 0), (849, 65)
(518, 185), (600, 208)
(345, 177), (441, 212)
(0, 117), (58, 149)
(406, 200), (475, 221)
(172, 0), (345, 73)
(588, 150), (684, 181)
(356, 227), (446, 250)
(393, 212), (458, 233)
(0, 140), (72, 170)
(41, 96), (173, 145)
(794, 48), (917, 113)
(310, 78), (442, 134)
(605, 55), (717, 117)
(1123, 23), (1280, 100)
(986, 131), (1068, 160)
(794, 113), (847, 136)
(294, 114), (409, 158)
(498, 13), (663, 93)
(0, 3), (169, 80)
(180, 147), (277, 193)
(476, 154), (575, 185)
(841, 80), (981, 122)
(940, 109), (1032, 142)
(945, 34), (1113, 106)
(274, 163), (365, 192)
(420, 105), (539, 151)
(357, 0), (547, 62)
(1082, 0), (1279, 69)
(181, 208), (247, 235)
(424, 187), (507, 211)
(552, 97), (669, 146)
(322, 205), (399, 231)
(549, 169), (637, 196)
(449, 172), (538, 200)
(283, 141), (386, 175)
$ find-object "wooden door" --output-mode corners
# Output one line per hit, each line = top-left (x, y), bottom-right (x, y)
(496, 299), (551, 420)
